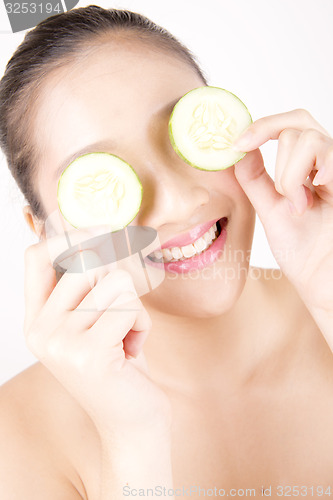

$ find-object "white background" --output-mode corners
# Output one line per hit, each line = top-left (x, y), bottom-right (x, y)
(0, 0), (332, 384)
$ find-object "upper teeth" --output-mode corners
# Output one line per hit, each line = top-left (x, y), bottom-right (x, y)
(150, 222), (219, 263)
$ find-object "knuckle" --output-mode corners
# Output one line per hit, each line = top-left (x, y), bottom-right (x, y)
(278, 128), (296, 146)
(71, 346), (91, 373)
(300, 128), (324, 146)
(294, 108), (312, 121)
(251, 117), (264, 129)
(46, 331), (65, 359)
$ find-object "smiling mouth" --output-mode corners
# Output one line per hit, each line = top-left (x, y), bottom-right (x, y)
(147, 217), (228, 263)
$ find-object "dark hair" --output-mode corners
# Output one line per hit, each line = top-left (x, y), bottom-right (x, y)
(0, 5), (207, 219)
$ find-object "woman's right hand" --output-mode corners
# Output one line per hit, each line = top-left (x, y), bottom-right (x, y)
(23, 227), (171, 439)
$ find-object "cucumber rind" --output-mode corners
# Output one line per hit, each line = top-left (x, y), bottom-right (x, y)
(168, 86), (252, 171)
(57, 152), (143, 231)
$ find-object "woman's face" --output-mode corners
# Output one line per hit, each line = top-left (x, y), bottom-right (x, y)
(33, 37), (260, 318)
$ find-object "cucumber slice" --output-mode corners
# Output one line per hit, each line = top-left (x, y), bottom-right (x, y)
(57, 152), (142, 231)
(169, 86), (252, 171)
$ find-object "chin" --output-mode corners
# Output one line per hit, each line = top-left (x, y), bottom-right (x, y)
(143, 259), (250, 319)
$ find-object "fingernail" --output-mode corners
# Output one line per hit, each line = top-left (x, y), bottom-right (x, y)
(312, 166), (326, 186)
(232, 130), (253, 151)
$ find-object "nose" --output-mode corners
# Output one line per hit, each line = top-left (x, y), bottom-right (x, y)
(136, 154), (210, 229)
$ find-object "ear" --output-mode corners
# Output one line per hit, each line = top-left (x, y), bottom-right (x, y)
(23, 205), (45, 240)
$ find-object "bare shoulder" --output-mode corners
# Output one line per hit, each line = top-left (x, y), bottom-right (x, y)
(254, 266), (333, 366)
(0, 363), (94, 499)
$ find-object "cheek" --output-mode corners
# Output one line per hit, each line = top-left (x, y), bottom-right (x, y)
(206, 163), (255, 214)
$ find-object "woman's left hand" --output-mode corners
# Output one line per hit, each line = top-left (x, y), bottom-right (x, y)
(233, 109), (333, 334)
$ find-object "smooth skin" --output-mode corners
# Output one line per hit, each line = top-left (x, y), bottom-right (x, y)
(1, 34), (333, 499)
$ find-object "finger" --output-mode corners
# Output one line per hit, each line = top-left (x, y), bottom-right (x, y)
(278, 129), (329, 213)
(274, 128), (301, 194)
(27, 286), (144, 368)
(66, 270), (139, 331)
(89, 295), (152, 358)
(313, 185), (333, 205)
(234, 150), (282, 225)
(312, 144), (333, 186)
(45, 266), (137, 319)
(24, 225), (117, 331)
(124, 329), (150, 359)
(123, 305), (152, 358)
(45, 224), (114, 264)
(233, 109), (330, 152)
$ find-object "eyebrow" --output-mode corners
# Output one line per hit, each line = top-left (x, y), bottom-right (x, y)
(53, 139), (118, 180)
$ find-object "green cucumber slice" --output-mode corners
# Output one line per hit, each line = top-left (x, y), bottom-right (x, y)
(169, 86), (252, 171)
(57, 152), (142, 231)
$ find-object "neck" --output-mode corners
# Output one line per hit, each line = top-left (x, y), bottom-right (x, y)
(141, 269), (281, 394)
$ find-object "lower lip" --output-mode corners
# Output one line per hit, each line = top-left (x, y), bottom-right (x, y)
(144, 222), (227, 274)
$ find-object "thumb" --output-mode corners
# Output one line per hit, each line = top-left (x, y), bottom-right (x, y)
(234, 153), (282, 225)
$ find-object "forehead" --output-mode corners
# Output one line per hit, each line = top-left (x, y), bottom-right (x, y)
(33, 40), (202, 172)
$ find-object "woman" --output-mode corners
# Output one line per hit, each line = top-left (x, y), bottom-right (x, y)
(0, 4), (332, 499)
